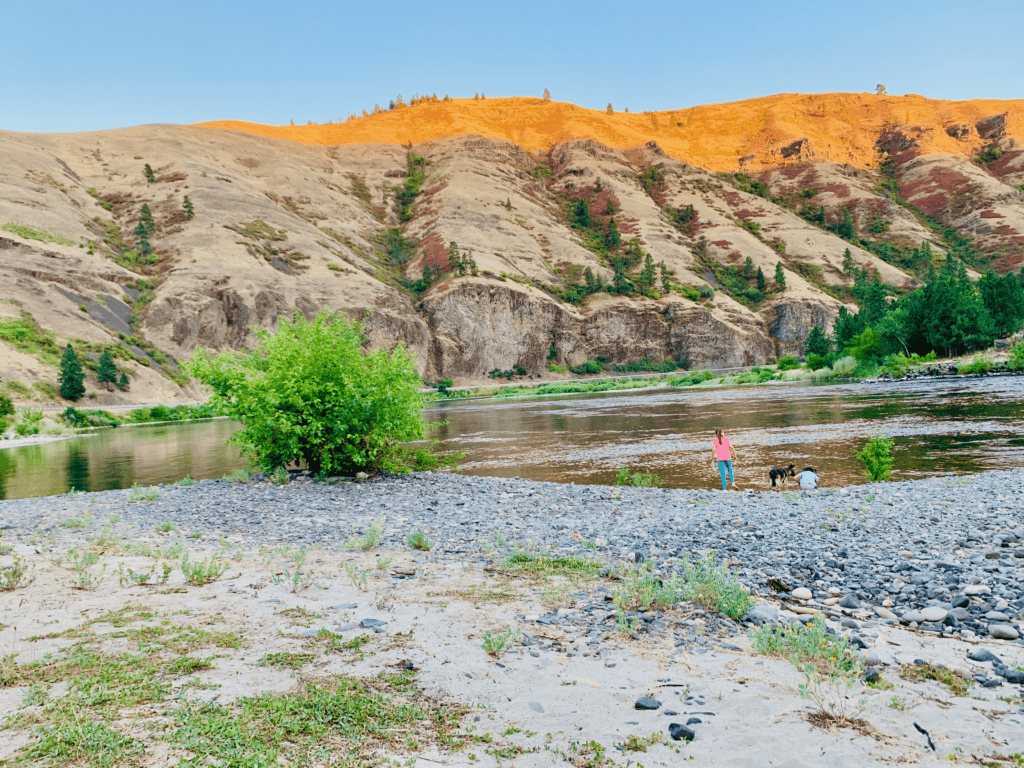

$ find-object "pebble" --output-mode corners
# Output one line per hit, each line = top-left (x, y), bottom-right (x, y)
(668, 723), (696, 742)
(635, 697), (661, 710)
(791, 588), (813, 601)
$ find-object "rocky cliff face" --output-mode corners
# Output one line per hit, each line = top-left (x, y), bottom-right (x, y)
(1, 95), (1022, 405)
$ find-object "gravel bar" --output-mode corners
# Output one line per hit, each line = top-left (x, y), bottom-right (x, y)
(2, 469), (1022, 645)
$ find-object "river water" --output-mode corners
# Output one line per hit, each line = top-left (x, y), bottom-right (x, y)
(1, 378), (1022, 500)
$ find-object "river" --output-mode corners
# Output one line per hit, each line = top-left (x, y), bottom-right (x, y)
(1, 378), (1022, 500)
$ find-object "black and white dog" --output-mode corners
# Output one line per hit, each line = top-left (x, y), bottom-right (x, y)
(769, 463), (796, 489)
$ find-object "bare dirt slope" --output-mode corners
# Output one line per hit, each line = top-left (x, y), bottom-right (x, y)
(2, 93), (1023, 406)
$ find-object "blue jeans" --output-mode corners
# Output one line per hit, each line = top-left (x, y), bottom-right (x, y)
(718, 460), (734, 490)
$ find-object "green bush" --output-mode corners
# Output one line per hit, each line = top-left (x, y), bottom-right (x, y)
(570, 360), (602, 375)
(805, 353), (828, 371)
(615, 466), (664, 488)
(959, 354), (992, 374)
(1008, 341), (1024, 371)
(187, 310), (434, 475)
(776, 356), (800, 371)
(857, 434), (894, 482)
(0, 393), (14, 421)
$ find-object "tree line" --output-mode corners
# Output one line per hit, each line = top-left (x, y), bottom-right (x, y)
(806, 256), (1024, 367)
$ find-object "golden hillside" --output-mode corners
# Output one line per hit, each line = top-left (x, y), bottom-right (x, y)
(197, 93), (1024, 171)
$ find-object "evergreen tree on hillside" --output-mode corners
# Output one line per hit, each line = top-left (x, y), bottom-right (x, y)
(756, 267), (766, 291)
(97, 348), (117, 391)
(659, 262), (671, 293)
(571, 199), (592, 230)
(605, 218), (621, 251)
(543, 88), (551, 101)
(143, 164), (154, 183)
(804, 325), (831, 357)
(742, 256), (755, 280)
(59, 344), (86, 401)
(118, 372), (129, 391)
(607, 103), (614, 114)
(842, 248), (856, 275)
(838, 208), (855, 240)
(139, 204), (155, 235)
(637, 254), (657, 292)
(183, 195), (194, 220)
(775, 262), (786, 289)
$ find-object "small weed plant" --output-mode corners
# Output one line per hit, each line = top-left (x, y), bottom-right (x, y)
(342, 562), (370, 591)
(680, 553), (754, 619)
(129, 483), (160, 502)
(225, 468), (251, 483)
(271, 546), (318, 592)
(346, 520), (383, 549)
(482, 627), (520, 657)
(176, 475), (196, 486)
(0, 554), (36, 590)
(751, 615), (866, 726)
(407, 531), (433, 551)
(180, 553), (228, 585)
(612, 562), (681, 612)
(155, 522), (174, 532)
(65, 549), (107, 589)
(900, 662), (970, 697)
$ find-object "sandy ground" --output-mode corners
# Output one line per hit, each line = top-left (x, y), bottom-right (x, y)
(2, 530), (1023, 768)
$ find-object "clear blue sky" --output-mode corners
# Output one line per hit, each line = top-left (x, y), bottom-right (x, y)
(4, 0), (1020, 133)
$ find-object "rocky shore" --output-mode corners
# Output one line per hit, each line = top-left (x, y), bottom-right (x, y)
(2, 469), (1024, 765)
(4, 468), (1022, 647)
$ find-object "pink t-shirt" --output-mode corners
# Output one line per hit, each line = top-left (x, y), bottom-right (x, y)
(714, 436), (732, 460)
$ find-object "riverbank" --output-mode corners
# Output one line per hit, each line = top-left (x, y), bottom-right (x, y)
(1, 469), (1022, 765)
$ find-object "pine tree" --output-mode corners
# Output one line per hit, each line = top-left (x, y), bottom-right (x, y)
(842, 247), (856, 275)
(97, 348), (117, 391)
(605, 218), (621, 251)
(584, 267), (598, 293)
(756, 267), (767, 291)
(183, 195), (194, 220)
(606, 103), (614, 114)
(775, 262), (787, 289)
(543, 88), (551, 101)
(139, 203), (155, 234)
(838, 208), (855, 239)
(143, 164), (154, 183)
(805, 325), (831, 357)
(742, 256), (755, 280)
(448, 241), (464, 275)
(638, 254), (656, 291)
(659, 262), (671, 293)
(59, 344), (86, 401)
(118, 372), (129, 391)
(572, 199), (592, 230)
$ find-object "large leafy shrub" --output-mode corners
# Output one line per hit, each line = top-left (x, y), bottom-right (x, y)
(187, 311), (432, 475)
(857, 433), (894, 482)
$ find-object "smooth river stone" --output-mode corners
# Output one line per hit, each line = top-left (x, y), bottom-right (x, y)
(921, 606), (948, 623)
(792, 588), (813, 601)
(988, 624), (1020, 641)
(965, 585), (992, 595)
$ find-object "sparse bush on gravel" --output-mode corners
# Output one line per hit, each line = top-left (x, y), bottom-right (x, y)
(1008, 341), (1024, 371)
(187, 310), (444, 476)
(346, 520), (383, 550)
(612, 562), (682, 612)
(128, 484), (160, 502)
(680, 553), (754, 619)
(224, 468), (251, 483)
(406, 531), (433, 551)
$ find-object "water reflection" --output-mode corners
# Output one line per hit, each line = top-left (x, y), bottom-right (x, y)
(1, 378), (1023, 499)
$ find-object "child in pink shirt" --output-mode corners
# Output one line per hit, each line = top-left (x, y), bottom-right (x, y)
(711, 428), (739, 490)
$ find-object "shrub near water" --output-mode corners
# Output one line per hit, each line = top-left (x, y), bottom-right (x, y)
(188, 310), (446, 476)
(857, 434), (894, 481)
